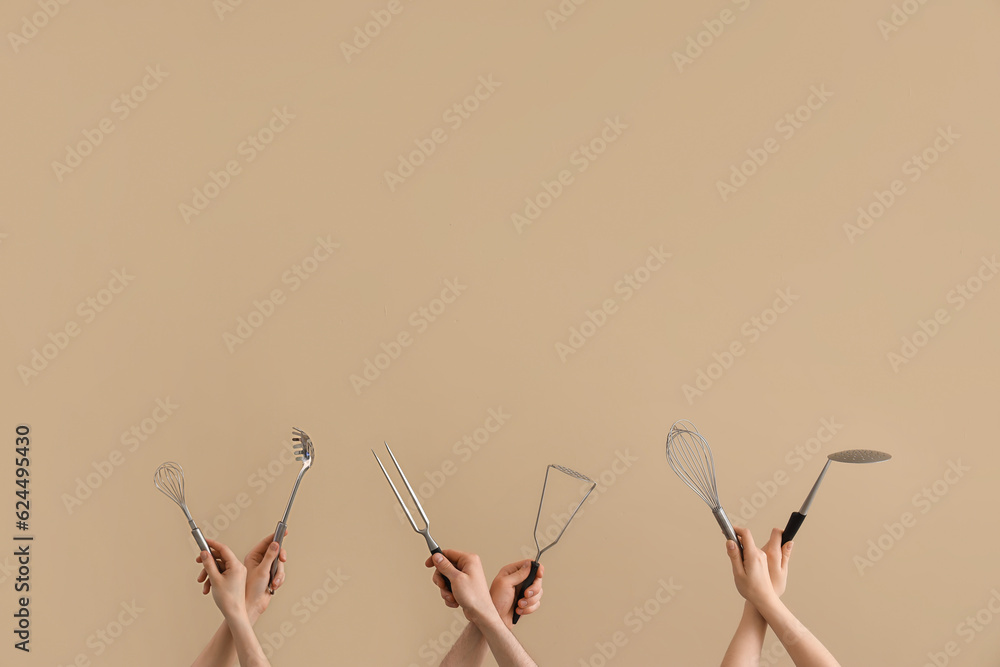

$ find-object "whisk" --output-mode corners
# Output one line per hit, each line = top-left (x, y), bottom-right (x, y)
(666, 420), (743, 557)
(512, 464), (596, 624)
(154, 462), (220, 569)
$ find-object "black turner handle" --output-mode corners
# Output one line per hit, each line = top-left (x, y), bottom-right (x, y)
(511, 560), (540, 625)
(431, 547), (452, 592)
(782, 511), (807, 545)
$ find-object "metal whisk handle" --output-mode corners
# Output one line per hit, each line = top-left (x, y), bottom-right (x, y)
(192, 527), (225, 572)
(713, 507), (743, 558)
(511, 560), (540, 625)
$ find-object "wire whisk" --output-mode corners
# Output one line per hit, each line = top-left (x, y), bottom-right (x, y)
(666, 420), (743, 557)
(154, 461), (217, 566)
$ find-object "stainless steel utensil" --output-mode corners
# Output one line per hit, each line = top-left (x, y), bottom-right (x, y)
(154, 461), (220, 570)
(373, 442), (451, 590)
(666, 420), (743, 557)
(269, 427), (315, 589)
(512, 464), (596, 624)
(781, 448), (892, 544)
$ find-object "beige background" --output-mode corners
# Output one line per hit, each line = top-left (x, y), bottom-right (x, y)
(2, 0), (999, 665)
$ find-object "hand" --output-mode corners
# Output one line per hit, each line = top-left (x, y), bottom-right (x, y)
(244, 533), (288, 618)
(201, 538), (249, 620)
(426, 550), (498, 624)
(727, 526), (778, 608)
(491, 561), (544, 627)
(763, 527), (792, 598)
(427, 556), (546, 627)
(196, 532), (288, 619)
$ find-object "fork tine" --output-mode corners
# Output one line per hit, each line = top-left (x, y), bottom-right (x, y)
(372, 448), (419, 531)
(383, 443), (430, 527)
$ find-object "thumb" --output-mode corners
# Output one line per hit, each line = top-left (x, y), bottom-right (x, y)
(202, 550), (221, 582)
(726, 540), (744, 575)
(431, 552), (460, 580)
(259, 541), (280, 571)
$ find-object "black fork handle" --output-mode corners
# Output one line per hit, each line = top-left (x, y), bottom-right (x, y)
(431, 547), (452, 592)
(782, 511), (806, 545)
(511, 560), (540, 625)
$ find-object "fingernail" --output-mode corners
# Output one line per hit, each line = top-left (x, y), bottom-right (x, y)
(727, 541), (736, 551)
(274, 577), (282, 586)
(519, 600), (526, 607)
(270, 542), (279, 552)
(433, 554), (443, 563)
(525, 590), (533, 597)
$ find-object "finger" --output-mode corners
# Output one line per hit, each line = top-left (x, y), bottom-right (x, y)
(204, 539), (240, 571)
(273, 554), (286, 589)
(782, 540), (793, 567)
(521, 599), (542, 615)
(203, 580), (211, 595)
(726, 540), (744, 575)
(197, 569), (208, 584)
(260, 541), (281, 571)
(525, 582), (544, 601)
(279, 548), (288, 563)
(201, 550), (221, 580)
(498, 559), (533, 578)
(764, 527), (783, 555)
(432, 570), (448, 591)
(431, 552), (462, 580)
(733, 525), (757, 553)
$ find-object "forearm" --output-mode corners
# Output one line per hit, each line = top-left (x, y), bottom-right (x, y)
(191, 621), (237, 667)
(227, 613), (271, 667)
(192, 608), (261, 667)
(440, 621), (490, 667)
(473, 611), (537, 667)
(756, 598), (840, 667)
(721, 601), (768, 667)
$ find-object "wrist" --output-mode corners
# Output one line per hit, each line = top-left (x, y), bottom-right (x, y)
(222, 600), (250, 624)
(469, 602), (504, 631)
